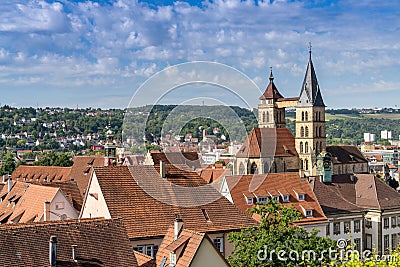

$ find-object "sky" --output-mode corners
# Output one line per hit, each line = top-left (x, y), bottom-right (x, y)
(0, 0), (400, 109)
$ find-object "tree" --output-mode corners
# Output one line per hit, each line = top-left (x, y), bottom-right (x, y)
(34, 152), (73, 167)
(0, 153), (16, 175)
(228, 199), (335, 267)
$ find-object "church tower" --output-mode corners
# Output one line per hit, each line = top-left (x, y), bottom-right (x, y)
(295, 45), (326, 175)
(258, 68), (286, 128)
(104, 126), (117, 166)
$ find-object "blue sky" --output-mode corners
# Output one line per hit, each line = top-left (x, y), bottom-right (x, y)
(0, 0), (399, 109)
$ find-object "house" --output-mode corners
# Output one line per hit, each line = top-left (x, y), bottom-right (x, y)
(0, 180), (78, 224)
(155, 217), (231, 267)
(326, 145), (369, 175)
(310, 173), (400, 253)
(12, 165), (72, 183)
(80, 165), (257, 258)
(0, 218), (139, 266)
(222, 172), (328, 235)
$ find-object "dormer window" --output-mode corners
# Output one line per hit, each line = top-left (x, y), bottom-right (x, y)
(273, 196), (279, 203)
(170, 252), (176, 265)
(298, 194), (305, 201)
(305, 210), (313, 218)
(257, 197), (267, 203)
(282, 195), (290, 202)
(246, 198), (253, 205)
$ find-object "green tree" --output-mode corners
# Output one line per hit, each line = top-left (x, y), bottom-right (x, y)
(34, 152), (73, 167)
(228, 199), (335, 267)
(0, 153), (16, 175)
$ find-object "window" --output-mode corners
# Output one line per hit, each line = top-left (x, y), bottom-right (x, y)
(392, 217), (397, 228)
(384, 235), (390, 251)
(305, 126), (309, 137)
(201, 209), (211, 222)
(365, 234), (372, 250)
(213, 237), (224, 253)
(326, 224), (330, 235)
(354, 220), (361, 233)
(55, 202), (64, 210)
(305, 111), (308, 121)
(262, 112), (266, 123)
(300, 142), (304, 153)
(305, 159), (309, 171)
(170, 252), (176, 265)
(333, 222), (340, 235)
(257, 197), (267, 203)
(302, 111), (305, 121)
(384, 218), (389, 229)
(397, 216), (400, 227)
(354, 238), (361, 253)
(365, 218), (372, 228)
(301, 127), (305, 137)
(297, 194), (305, 201)
(266, 111), (270, 122)
(392, 234), (398, 249)
(282, 195), (290, 202)
(344, 221), (351, 233)
(273, 196), (279, 203)
(250, 162), (258, 174)
(304, 142), (309, 153)
(246, 197), (253, 205)
(305, 210), (313, 218)
(134, 245), (158, 257)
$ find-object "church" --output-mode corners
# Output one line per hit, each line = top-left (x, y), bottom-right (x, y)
(234, 47), (367, 177)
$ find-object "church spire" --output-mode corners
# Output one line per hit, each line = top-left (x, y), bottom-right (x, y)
(259, 67), (283, 100)
(297, 44), (325, 107)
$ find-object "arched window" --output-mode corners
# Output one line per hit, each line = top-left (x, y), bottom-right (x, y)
(300, 159), (303, 170)
(305, 159), (309, 170)
(264, 162), (269, 174)
(301, 127), (305, 137)
(300, 142), (304, 153)
(302, 111), (305, 121)
(305, 142), (309, 153)
(262, 112), (266, 123)
(250, 162), (258, 174)
(266, 111), (270, 122)
(305, 126), (309, 137)
(239, 162), (245, 175)
(316, 127), (319, 137)
(319, 126), (323, 137)
(315, 142), (319, 154)
(305, 111), (308, 121)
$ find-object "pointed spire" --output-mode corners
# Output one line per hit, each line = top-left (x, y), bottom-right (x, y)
(259, 67), (283, 100)
(297, 45), (325, 107)
(269, 67), (274, 82)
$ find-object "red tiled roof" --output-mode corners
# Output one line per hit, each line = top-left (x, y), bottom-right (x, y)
(12, 165), (71, 183)
(236, 128), (298, 158)
(92, 166), (257, 239)
(150, 152), (202, 169)
(134, 251), (155, 267)
(198, 165), (231, 184)
(326, 145), (368, 164)
(156, 227), (230, 267)
(259, 80), (284, 100)
(225, 173), (327, 225)
(69, 156), (105, 197)
(0, 218), (138, 266)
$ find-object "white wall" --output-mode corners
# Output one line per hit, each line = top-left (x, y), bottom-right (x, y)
(80, 172), (111, 219)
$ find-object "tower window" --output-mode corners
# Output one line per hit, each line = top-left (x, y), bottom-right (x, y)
(301, 127), (304, 137)
(305, 159), (309, 171)
(262, 112), (265, 123)
(266, 111), (269, 122)
(305, 142), (309, 153)
(300, 142), (304, 153)
(250, 162), (258, 174)
(305, 111), (308, 121)
(305, 126), (309, 137)
(302, 111), (305, 121)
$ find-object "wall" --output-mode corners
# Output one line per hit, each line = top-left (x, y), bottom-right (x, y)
(50, 190), (79, 221)
(191, 238), (229, 267)
(80, 172), (111, 219)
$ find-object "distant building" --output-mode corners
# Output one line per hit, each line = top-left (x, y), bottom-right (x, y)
(381, 130), (393, 140)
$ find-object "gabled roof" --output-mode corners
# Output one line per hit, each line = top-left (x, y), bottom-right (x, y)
(0, 182), (60, 224)
(236, 128), (298, 158)
(297, 53), (325, 107)
(40, 180), (83, 212)
(91, 166), (257, 239)
(156, 227), (230, 267)
(12, 165), (72, 183)
(225, 173), (327, 225)
(326, 145), (368, 164)
(134, 251), (155, 267)
(259, 71), (284, 100)
(69, 156), (105, 197)
(0, 218), (138, 266)
(198, 164), (231, 184)
(311, 174), (400, 214)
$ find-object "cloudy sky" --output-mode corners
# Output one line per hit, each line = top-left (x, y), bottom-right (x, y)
(0, 0), (399, 109)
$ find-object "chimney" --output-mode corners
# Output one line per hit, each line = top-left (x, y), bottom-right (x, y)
(49, 236), (57, 267)
(7, 177), (12, 193)
(174, 214), (183, 241)
(72, 245), (78, 262)
(44, 201), (51, 221)
(160, 160), (166, 179)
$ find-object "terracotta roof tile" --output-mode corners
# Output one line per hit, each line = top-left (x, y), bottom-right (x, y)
(134, 251), (156, 267)
(92, 166), (257, 239)
(226, 173), (327, 225)
(236, 128), (298, 158)
(150, 152), (201, 169)
(69, 156), (105, 197)
(12, 165), (71, 183)
(0, 218), (138, 266)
